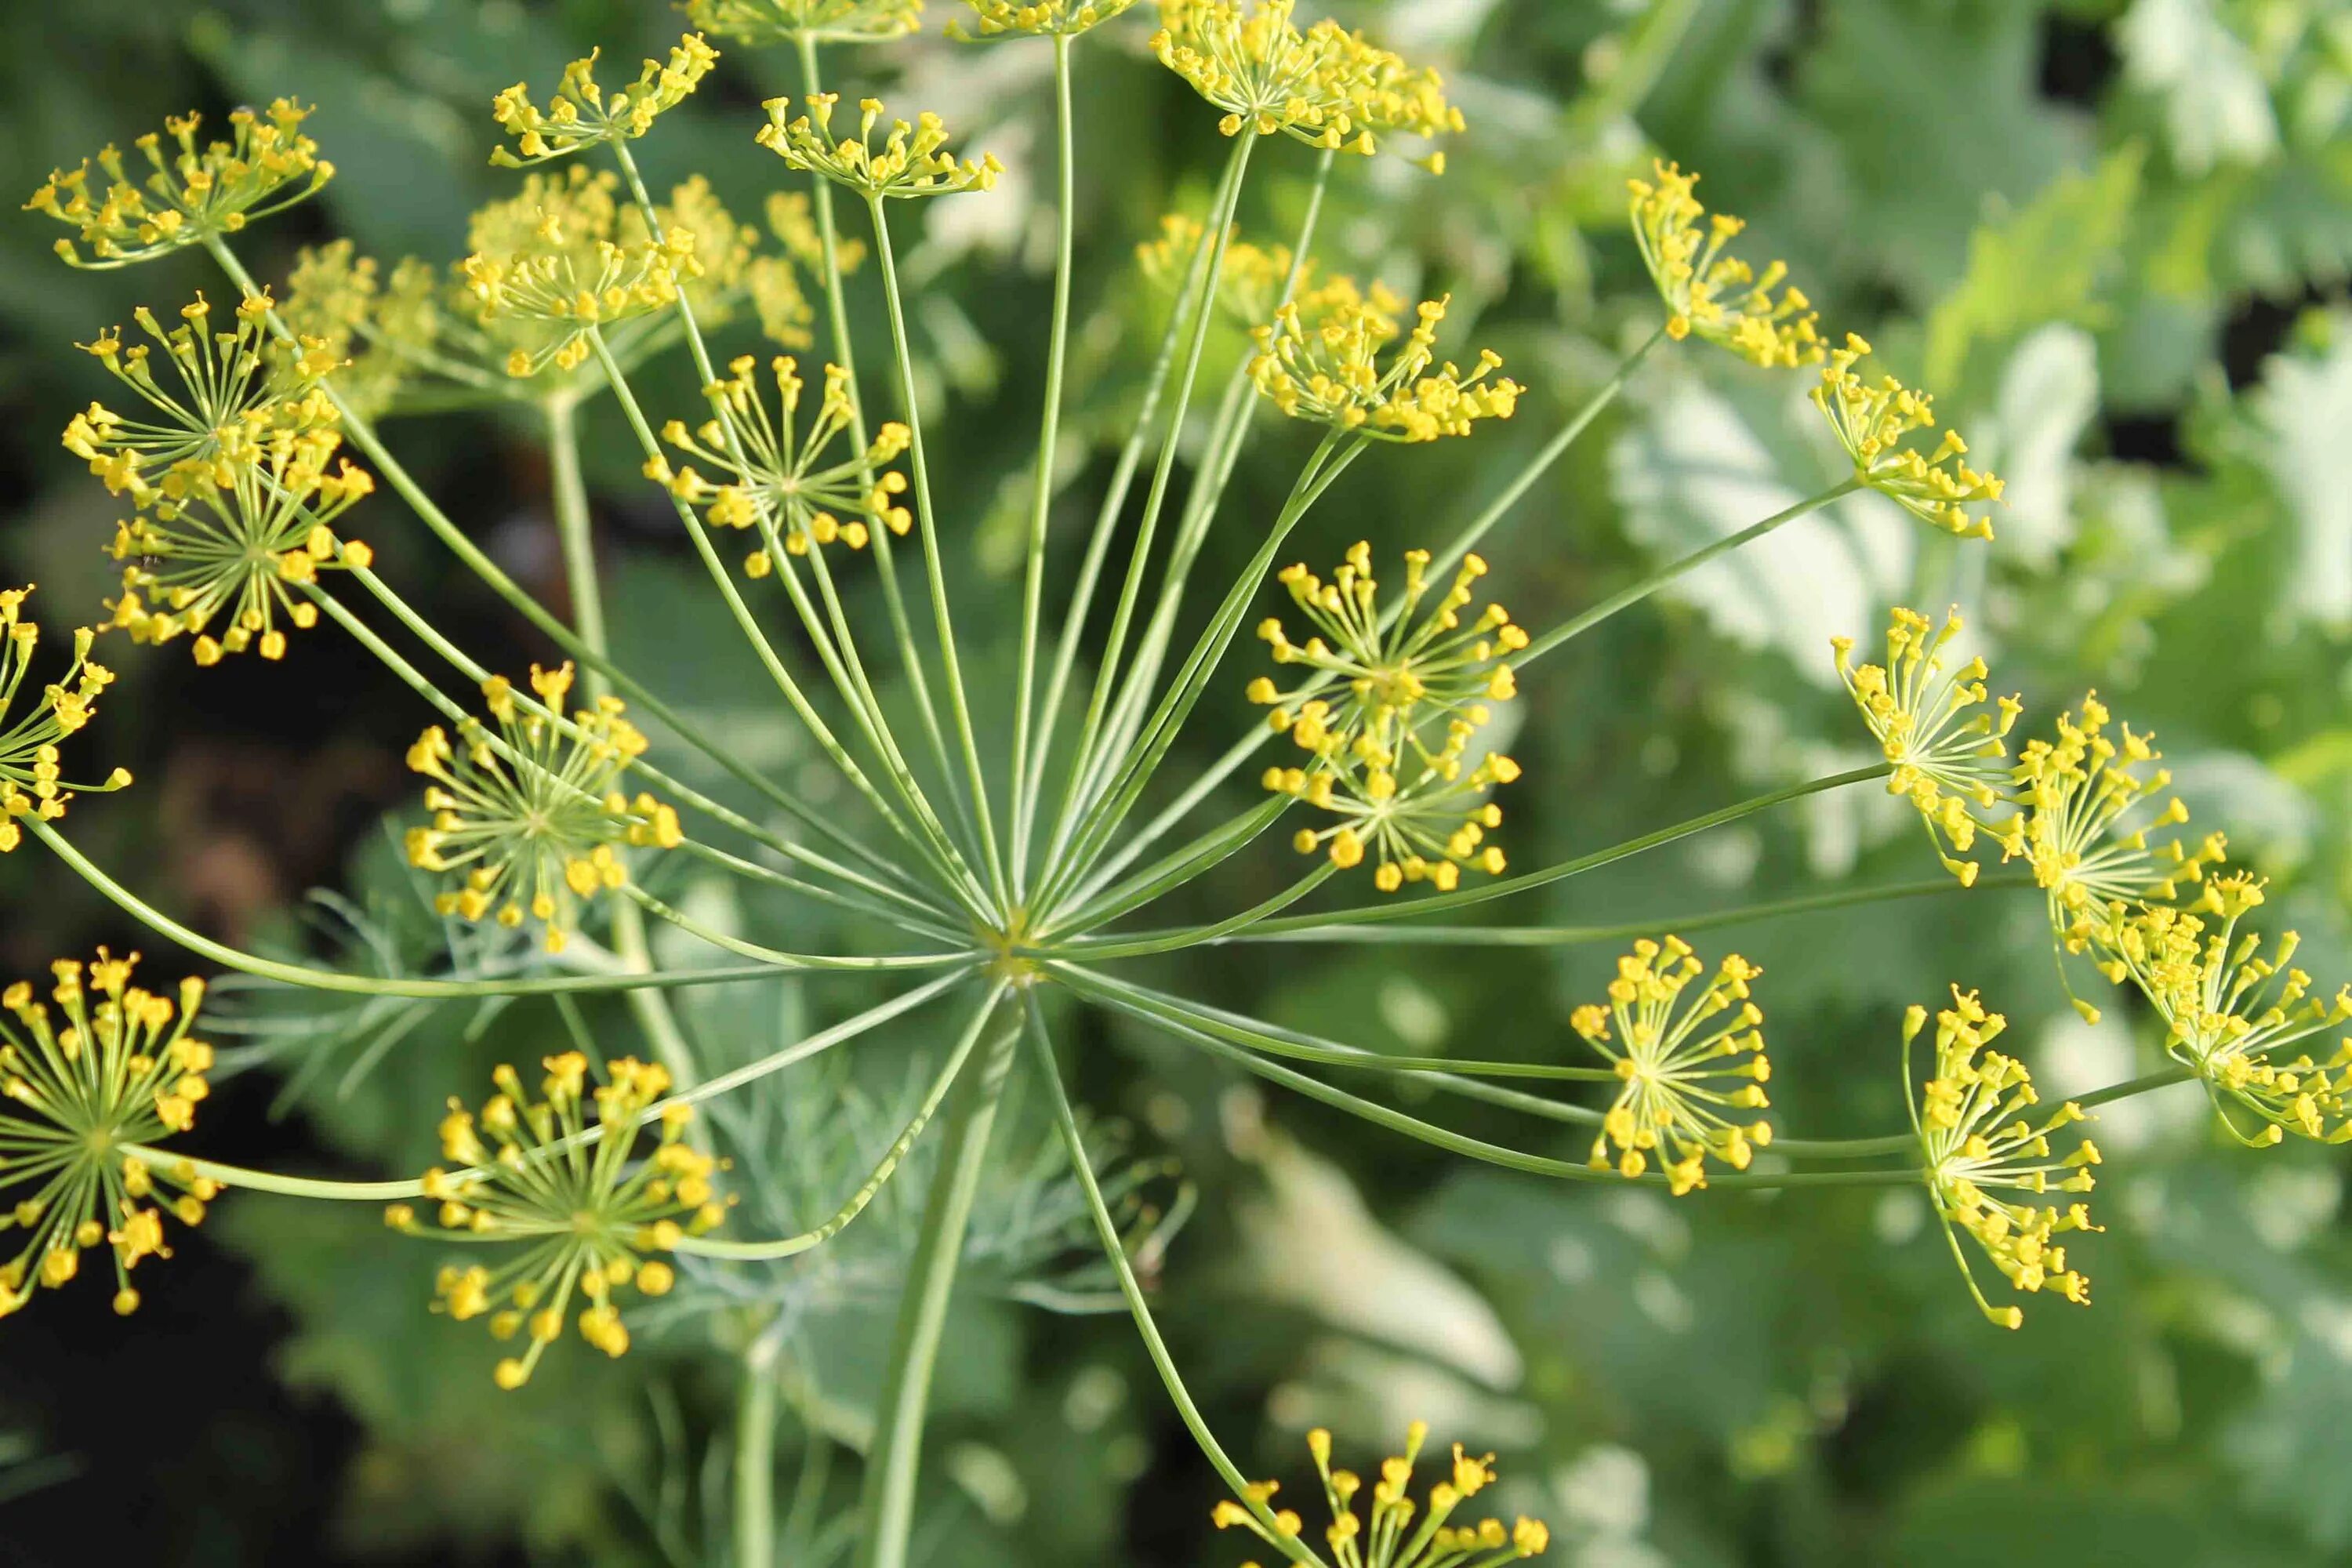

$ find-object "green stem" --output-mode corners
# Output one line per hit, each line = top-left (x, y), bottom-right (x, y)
(866, 196), (1009, 906)
(855, 991), (1019, 1568)
(1514, 478), (1864, 669)
(737, 1338), (781, 1568)
(1010, 34), (1080, 902)
(618, 884), (972, 973)
(2077, 1065), (2195, 1110)
(32, 818), (778, 999)
(1051, 863), (1337, 960)
(1018, 993), (1330, 1568)
(123, 1146), (427, 1201)
(1041, 797), (1290, 939)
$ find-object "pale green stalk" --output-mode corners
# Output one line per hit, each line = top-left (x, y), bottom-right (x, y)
(1009, 34), (1080, 902)
(737, 1338), (781, 1568)
(855, 990), (1018, 1568)
(1020, 994), (1330, 1568)
(1042, 797), (1291, 938)
(617, 884), (969, 974)
(866, 194), (1011, 906)
(675, 839), (971, 941)
(1051, 863), (1338, 960)
(122, 1149), (428, 1202)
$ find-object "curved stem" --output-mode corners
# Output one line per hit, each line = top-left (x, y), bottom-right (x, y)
(1040, 797), (1291, 940)
(124, 1146), (426, 1201)
(1018, 993), (1330, 1568)
(1049, 863), (1336, 960)
(854, 991), (1019, 1568)
(619, 884), (972, 974)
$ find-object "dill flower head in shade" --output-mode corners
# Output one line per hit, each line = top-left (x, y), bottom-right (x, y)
(1812, 334), (2002, 539)
(645, 356), (911, 571)
(949, 0), (1142, 37)
(281, 241), (422, 419)
(402, 664), (682, 954)
(0, 950), (219, 1320)
(488, 34), (720, 168)
(459, 197), (699, 378)
(63, 292), (340, 503)
(1996, 695), (2224, 949)
(1831, 607), (2020, 887)
(757, 96), (1004, 201)
(1626, 161), (1820, 369)
(1906, 988), (2100, 1329)
(2083, 880), (2352, 1149)
(387, 1052), (724, 1388)
(103, 428), (376, 667)
(0, 592), (132, 851)
(1572, 937), (1772, 1195)
(683, 0), (924, 46)
(1214, 1422), (1550, 1566)
(25, 100), (333, 268)
(1137, 213), (1299, 328)
(1249, 285), (1519, 442)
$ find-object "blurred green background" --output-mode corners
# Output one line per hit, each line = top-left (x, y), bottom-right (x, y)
(3, 0), (2352, 1563)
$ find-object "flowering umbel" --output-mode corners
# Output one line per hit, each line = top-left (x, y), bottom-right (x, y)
(1213, 1423), (1549, 1566)
(683, 0), (924, 45)
(1573, 938), (1772, 1194)
(1832, 608), (2020, 887)
(459, 192), (699, 377)
(1907, 989), (2099, 1329)
(26, 100), (332, 267)
(757, 96), (1003, 201)
(646, 356), (912, 571)
(489, 35), (720, 167)
(1138, 213), (1300, 328)
(950, 0), (1141, 36)
(1627, 161), (1820, 368)
(387, 1053), (724, 1388)
(1254, 544), (1523, 891)
(1813, 334), (2003, 538)
(0, 591), (130, 851)
(403, 664), (682, 953)
(1154, 0), (1465, 158)
(2083, 878), (2352, 1147)
(1249, 284), (1519, 441)
(0, 951), (218, 1319)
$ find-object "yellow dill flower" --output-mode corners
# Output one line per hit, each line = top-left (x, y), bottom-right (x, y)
(25, 100), (332, 268)
(403, 664), (682, 953)
(757, 95), (1004, 201)
(459, 197), (699, 377)
(1831, 607), (2020, 887)
(1572, 937), (1771, 1194)
(1997, 695), (2223, 947)
(0, 950), (217, 1320)
(1154, 0), (1465, 158)
(62, 292), (340, 504)
(1626, 161), (1820, 369)
(1812, 334), (2002, 539)
(683, 0), (924, 46)
(2083, 880), (2352, 1148)
(0, 591), (131, 851)
(765, 190), (864, 276)
(389, 1052), (724, 1388)
(950, 0), (1141, 36)
(1137, 213), (1299, 328)
(1214, 1422), (1549, 1566)
(1249, 285), (1519, 442)
(1272, 749), (1517, 892)
(281, 241), (422, 419)
(1906, 989), (2099, 1330)
(646, 355), (912, 568)
(488, 34), (720, 168)
(104, 429), (375, 666)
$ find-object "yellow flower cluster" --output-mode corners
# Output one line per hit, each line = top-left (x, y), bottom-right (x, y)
(1155, 0), (1465, 159)
(1627, 161), (1820, 368)
(1832, 608), (2020, 886)
(683, 0), (924, 46)
(758, 95), (1003, 201)
(647, 356), (912, 575)
(0, 592), (130, 850)
(951, 0), (1140, 36)
(2085, 879), (2352, 1147)
(1907, 989), (2099, 1329)
(1214, 1423), (1548, 1567)
(459, 195), (700, 376)
(1249, 285), (1519, 442)
(25, 100), (333, 267)
(1813, 334), (2003, 538)
(279, 241), (432, 419)
(1138, 213), (1299, 329)
(387, 1052), (724, 1388)
(1572, 937), (1772, 1194)
(0, 951), (218, 1319)
(489, 35), (720, 167)
(1254, 544), (1523, 891)
(403, 664), (682, 953)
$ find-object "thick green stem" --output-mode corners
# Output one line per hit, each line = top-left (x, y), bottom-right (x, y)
(854, 993), (1018, 1568)
(737, 1338), (781, 1568)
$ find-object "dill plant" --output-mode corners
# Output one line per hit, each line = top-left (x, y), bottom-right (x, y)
(8, 2), (2350, 1561)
